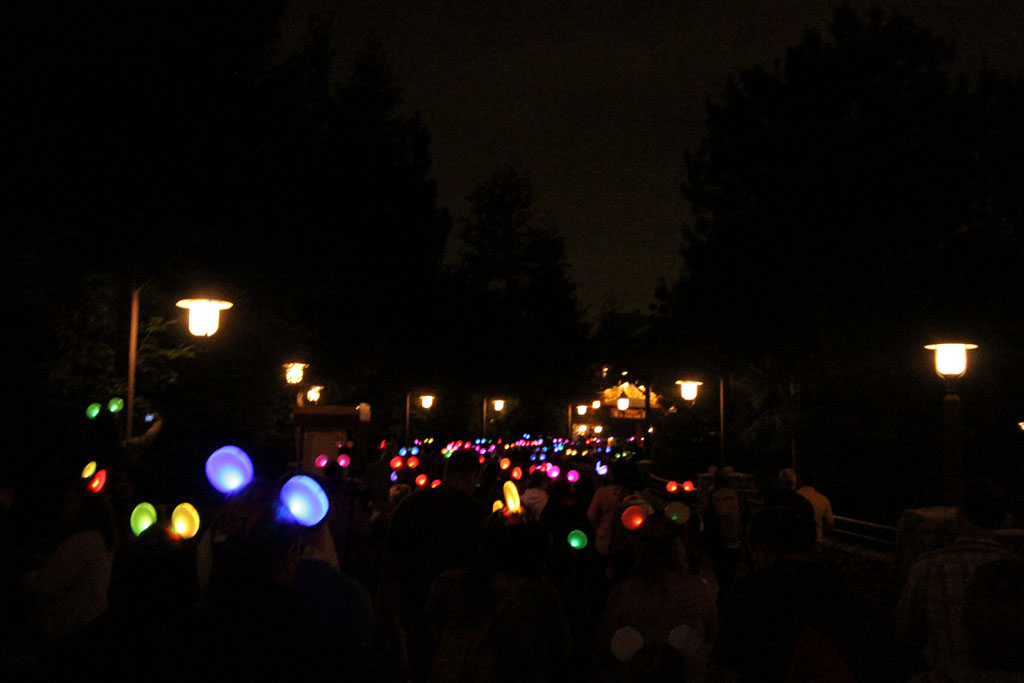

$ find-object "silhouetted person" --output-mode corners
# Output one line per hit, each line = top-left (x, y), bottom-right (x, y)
(895, 477), (1018, 677)
(378, 448), (490, 682)
(709, 506), (858, 683)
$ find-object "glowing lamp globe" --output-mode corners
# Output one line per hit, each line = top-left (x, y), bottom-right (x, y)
(567, 530), (588, 549)
(676, 380), (703, 401)
(431, 479), (442, 488)
(666, 480), (679, 493)
(86, 402), (102, 419)
(493, 499), (505, 513)
(420, 395), (435, 409)
(415, 474), (428, 487)
(88, 469), (107, 493)
(406, 456), (420, 469)
(492, 399), (505, 412)
(314, 454), (329, 468)
(499, 457), (511, 470)
(547, 465), (561, 479)
(130, 502), (158, 537)
(925, 343), (977, 379)
(567, 469), (580, 483)
(176, 298), (233, 336)
(621, 504), (647, 530)
(171, 503), (200, 539)
(682, 480), (695, 492)
(664, 501), (691, 525)
(617, 393), (630, 411)
(283, 362), (308, 385)
(205, 446), (254, 495)
(511, 466), (523, 480)
(108, 397), (124, 414)
(576, 404), (588, 416)
(390, 456), (404, 470)
(337, 454), (351, 468)
(595, 461), (609, 476)
(280, 475), (329, 527)
(81, 461), (97, 479)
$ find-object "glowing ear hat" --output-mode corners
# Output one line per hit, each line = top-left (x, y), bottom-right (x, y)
(171, 503), (200, 539)
(567, 529), (588, 549)
(503, 481), (521, 514)
(205, 446), (254, 495)
(279, 475), (329, 527)
(664, 501), (691, 525)
(130, 502), (158, 537)
(611, 626), (644, 662)
(621, 504), (647, 530)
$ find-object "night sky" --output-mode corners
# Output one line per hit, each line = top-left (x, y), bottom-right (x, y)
(284, 0), (1024, 317)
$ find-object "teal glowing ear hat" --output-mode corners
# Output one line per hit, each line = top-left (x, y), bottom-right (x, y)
(205, 446), (254, 494)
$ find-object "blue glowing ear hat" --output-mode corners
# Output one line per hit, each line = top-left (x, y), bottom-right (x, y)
(279, 475), (329, 527)
(205, 446), (254, 494)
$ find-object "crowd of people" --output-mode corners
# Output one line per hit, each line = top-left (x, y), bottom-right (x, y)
(1, 434), (1022, 682)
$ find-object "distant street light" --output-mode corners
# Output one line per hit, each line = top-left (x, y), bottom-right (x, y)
(127, 288), (232, 437)
(617, 390), (630, 412)
(405, 392), (436, 443)
(675, 380), (703, 401)
(925, 342), (977, 503)
(483, 397), (505, 438)
(175, 298), (233, 337)
(284, 362), (308, 385)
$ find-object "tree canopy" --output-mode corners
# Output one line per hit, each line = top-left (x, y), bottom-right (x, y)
(665, 6), (1024, 511)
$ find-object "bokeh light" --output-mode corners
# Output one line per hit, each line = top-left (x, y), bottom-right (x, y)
(314, 454), (329, 468)
(664, 501), (691, 525)
(337, 454), (351, 468)
(170, 503), (200, 539)
(682, 480), (695, 492)
(81, 461), (97, 479)
(88, 469), (107, 493)
(415, 473), (428, 487)
(567, 469), (580, 483)
(499, 457), (511, 470)
(107, 397), (124, 413)
(666, 480), (679, 493)
(130, 502), (158, 537)
(407, 456), (420, 469)
(205, 446), (254, 495)
(390, 456), (404, 469)
(511, 466), (523, 480)
(547, 465), (561, 479)
(280, 475), (329, 527)
(431, 479), (442, 488)
(621, 504), (647, 530)
(503, 481), (521, 514)
(567, 529), (588, 549)
(86, 403), (101, 420)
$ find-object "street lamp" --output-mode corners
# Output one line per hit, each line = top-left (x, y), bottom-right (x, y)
(284, 362), (308, 385)
(126, 288), (232, 437)
(405, 392), (436, 443)
(483, 397), (505, 438)
(925, 342), (977, 503)
(675, 380), (703, 401)
(617, 391), (630, 412)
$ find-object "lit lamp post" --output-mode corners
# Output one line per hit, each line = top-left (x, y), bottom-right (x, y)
(925, 342), (977, 503)
(284, 362), (308, 385)
(405, 393), (435, 443)
(125, 290), (232, 438)
(483, 398), (505, 439)
(676, 377), (726, 465)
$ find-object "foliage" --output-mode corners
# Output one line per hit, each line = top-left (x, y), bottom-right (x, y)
(667, 7), (1024, 507)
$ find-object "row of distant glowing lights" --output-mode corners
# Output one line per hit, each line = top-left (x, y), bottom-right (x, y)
(82, 445), (332, 540)
(492, 479), (694, 551)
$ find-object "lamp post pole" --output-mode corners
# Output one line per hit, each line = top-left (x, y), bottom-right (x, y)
(925, 343), (976, 504)
(126, 287), (141, 438)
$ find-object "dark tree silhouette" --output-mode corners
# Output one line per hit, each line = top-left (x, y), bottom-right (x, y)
(667, 7), (1024, 515)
